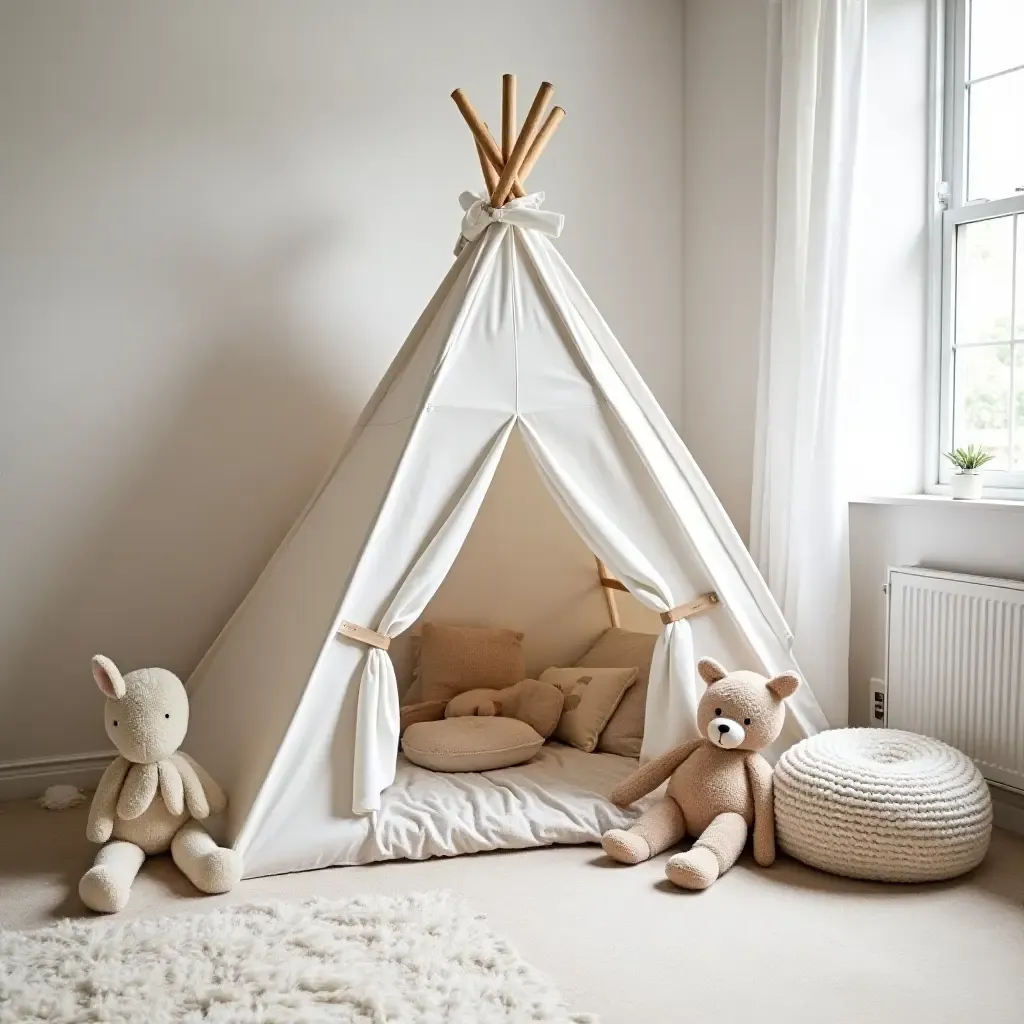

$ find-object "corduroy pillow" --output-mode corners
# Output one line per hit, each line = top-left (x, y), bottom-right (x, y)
(417, 623), (526, 704)
(539, 666), (638, 753)
(577, 628), (658, 757)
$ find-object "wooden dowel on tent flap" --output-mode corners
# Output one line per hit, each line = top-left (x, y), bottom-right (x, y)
(491, 81), (554, 207)
(451, 88), (525, 199)
(502, 74), (516, 162)
(519, 106), (565, 185)
(475, 134), (498, 193)
(596, 557), (622, 628)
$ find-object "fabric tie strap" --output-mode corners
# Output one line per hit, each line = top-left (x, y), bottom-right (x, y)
(337, 621), (390, 652)
(660, 592), (720, 625)
(454, 191), (564, 255)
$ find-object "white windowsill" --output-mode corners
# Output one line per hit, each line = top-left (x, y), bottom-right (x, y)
(851, 494), (1024, 513)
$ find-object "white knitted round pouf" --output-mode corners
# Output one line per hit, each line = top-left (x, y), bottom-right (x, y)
(774, 729), (992, 882)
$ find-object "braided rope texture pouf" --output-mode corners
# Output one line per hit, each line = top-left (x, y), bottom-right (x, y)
(774, 729), (992, 882)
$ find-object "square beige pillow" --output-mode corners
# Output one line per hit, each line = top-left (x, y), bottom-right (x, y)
(577, 628), (658, 757)
(539, 666), (638, 753)
(418, 622), (526, 703)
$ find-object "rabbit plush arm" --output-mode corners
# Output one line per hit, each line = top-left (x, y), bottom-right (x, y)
(175, 751), (227, 816)
(117, 763), (159, 820)
(158, 759), (185, 816)
(609, 739), (703, 807)
(86, 756), (131, 843)
(745, 752), (776, 867)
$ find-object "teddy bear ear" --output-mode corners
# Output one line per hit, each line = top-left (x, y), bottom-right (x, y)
(766, 671), (802, 700)
(92, 655), (126, 700)
(697, 657), (728, 686)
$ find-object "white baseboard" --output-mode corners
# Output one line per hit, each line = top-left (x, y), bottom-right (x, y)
(0, 750), (116, 803)
(991, 784), (1024, 838)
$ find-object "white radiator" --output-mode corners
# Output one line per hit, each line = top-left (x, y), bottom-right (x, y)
(885, 566), (1024, 794)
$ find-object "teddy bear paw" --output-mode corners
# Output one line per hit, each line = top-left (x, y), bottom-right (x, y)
(665, 848), (720, 890)
(601, 829), (651, 865)
(79, 866), (131, 914)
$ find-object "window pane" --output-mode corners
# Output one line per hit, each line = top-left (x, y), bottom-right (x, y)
(1016, 346), (1024, 469)
(955, 216), (1014, 344)
(966, 69), (1024, 200)
(970, 0), (1024, 80)
(953, 344), (1011, 470)
(1017, 216), (1024, 339)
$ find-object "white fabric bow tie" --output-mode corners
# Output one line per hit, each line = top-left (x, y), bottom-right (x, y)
(454, 191), (564, 255)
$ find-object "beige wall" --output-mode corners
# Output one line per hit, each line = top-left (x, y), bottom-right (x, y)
(0, 0), (684, 770)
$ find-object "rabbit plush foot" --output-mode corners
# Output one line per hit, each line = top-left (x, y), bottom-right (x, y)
(79, 840), (145, 913)
(601, 829), (651, 865)
(171, 821), (243, 894)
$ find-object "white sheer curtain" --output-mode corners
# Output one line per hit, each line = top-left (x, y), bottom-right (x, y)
(751, 0), (866, 727)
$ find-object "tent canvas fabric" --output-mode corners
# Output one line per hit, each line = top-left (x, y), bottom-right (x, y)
(184, 191), (829, 879)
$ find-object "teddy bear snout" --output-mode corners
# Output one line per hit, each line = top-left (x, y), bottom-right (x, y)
(707, 716), (745, 749)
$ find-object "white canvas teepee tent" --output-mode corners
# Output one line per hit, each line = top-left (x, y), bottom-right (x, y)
(185, 78), (829, 878)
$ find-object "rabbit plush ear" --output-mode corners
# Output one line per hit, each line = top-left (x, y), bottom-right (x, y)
(92, 655), (126, 700)
(767, 671), (802, 700)
(697, 657), (728, 686)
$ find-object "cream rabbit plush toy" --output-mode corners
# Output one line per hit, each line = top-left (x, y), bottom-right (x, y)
(79, 655), (242, 913)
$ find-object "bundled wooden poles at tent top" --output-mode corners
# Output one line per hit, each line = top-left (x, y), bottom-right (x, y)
(452, 76), (566, 206)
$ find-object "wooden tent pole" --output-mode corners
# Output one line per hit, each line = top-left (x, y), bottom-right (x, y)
(502, 74), (517, 163)
(491, 81), (554, 207)
(451, 89), (525, 199)
(475, 131), (498, 193)
(595, 557), (622, 628)
(519, 106), (565, 185)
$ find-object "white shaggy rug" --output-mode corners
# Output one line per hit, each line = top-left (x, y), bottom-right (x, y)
(0, 891), (594, 1023)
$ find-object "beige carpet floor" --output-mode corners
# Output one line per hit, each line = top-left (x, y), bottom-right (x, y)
(1, 799), (1022, 1024)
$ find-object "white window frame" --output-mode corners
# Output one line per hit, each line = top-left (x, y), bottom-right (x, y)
(927, 0), (1024, 496)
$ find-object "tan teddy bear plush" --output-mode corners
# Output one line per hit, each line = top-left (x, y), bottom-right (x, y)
(601, 657), (800, 890)
(79, 655), (242, 913)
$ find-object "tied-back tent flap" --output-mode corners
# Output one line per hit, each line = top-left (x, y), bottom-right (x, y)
(184, 77), (829, 878)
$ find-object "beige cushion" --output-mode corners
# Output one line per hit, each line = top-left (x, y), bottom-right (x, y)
(577, 628), (658, 757)
(418, 623), (526, 704)
(401, 717), (544, 773)
(540, 666), (638, 753)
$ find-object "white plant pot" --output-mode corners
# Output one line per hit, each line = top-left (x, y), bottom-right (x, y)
(951, 472), (983, 500)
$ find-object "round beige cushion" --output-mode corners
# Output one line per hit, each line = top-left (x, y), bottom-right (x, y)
(401, 717), (544, 773)
(774, 728), (992, 882)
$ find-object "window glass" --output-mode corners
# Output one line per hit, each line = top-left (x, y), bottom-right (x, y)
(966, 69), (1024, 201)
(953, 344), (1012, 470)
(969, 0), (1024, 80)
(955, 216), (1014, 345)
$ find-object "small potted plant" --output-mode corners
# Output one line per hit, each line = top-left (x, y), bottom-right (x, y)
(944, 444), (995, 499)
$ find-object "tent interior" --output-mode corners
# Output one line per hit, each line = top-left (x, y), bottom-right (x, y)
(388, 431), (668, 693)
